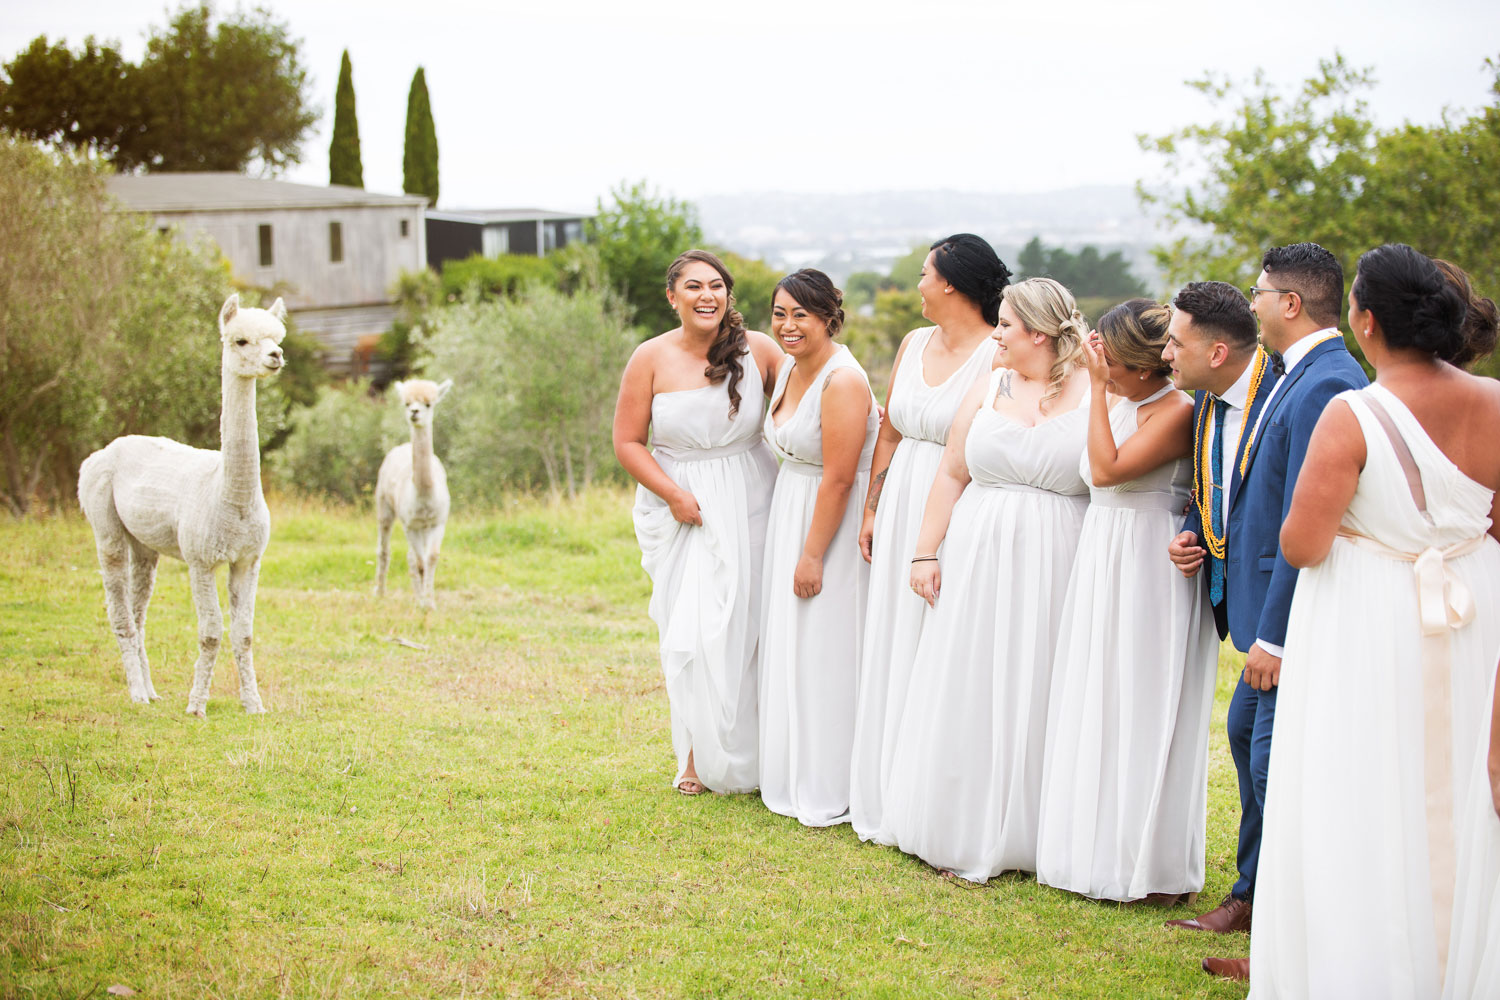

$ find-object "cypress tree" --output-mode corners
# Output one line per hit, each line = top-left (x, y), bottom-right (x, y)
(402, 67), (438, 206)
(328, 49), (363, 188)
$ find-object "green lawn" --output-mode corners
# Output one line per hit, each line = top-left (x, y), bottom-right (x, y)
(1, 492), (1250, 998)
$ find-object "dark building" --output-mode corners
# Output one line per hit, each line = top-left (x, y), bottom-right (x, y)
(425, 209), (590, 269)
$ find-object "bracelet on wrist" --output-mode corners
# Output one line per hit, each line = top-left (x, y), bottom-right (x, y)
(910, 554), (939, 563)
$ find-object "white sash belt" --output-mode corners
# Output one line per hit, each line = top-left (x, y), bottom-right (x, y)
(1336, 527), (1488, 973)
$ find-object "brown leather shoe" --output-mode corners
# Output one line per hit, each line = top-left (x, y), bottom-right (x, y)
(1165, 893), (1251, 933)
(1201, 956), (1249, 980)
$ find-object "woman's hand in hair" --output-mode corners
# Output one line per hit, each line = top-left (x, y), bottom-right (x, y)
(1082, 332), (1111, 387)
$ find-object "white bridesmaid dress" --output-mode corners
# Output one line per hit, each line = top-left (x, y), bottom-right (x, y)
(883, 367), (1091, 880)
(849, 327), (997, 843)
(1250, 385), (1500, 999)
(632, 354), (778, 793)
(1034, 385), (1219, 901)
(759, 346), (880, 826)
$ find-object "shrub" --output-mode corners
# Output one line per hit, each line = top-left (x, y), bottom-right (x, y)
(268, 382), (403, 503)
(440, 253), (558, 302)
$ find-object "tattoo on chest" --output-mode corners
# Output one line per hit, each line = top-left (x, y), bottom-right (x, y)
(996, 370), (1015, 399)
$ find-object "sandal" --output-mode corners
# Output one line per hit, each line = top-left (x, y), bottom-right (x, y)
(676, 778), (706, 796)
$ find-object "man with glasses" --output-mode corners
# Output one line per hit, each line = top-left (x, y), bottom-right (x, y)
(1169, 243), (1367, 981)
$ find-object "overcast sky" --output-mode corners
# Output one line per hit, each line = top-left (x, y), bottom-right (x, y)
(6, 1), (1498, 213)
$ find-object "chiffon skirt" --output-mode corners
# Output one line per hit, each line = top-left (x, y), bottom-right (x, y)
(883, 484), (1088, 880)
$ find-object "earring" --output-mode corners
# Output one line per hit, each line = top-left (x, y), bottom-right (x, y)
(1139, 373), (1147, 381)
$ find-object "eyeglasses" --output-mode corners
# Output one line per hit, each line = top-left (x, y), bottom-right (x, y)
(1247, 285), (1299, 302)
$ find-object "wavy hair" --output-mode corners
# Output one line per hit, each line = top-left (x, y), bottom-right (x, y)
(774, 269), (845, 337)
(665, 249), (749, 416)
(1001, 277), (1088, 407)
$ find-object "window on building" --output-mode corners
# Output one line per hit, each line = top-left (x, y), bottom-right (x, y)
(400, 218), (410, 238)
(258, 224), (273, 267)
(543, 222), (559, 254)
(481, 225), (509, 258)
(329, 221), (344, 263)
(563, 220), (583, 246)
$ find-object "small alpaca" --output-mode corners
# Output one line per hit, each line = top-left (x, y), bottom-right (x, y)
(78, 294), (285, 716)
(375, 379), (452, 609)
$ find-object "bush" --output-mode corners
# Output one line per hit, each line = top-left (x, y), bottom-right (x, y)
(440, 253), (558, 302)
(420, 283), (635, 501)
(268, 382), (403, 503)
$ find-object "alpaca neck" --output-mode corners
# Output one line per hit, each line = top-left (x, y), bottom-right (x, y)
(410, 423), (435, 496)
(220, 367), (262, 509)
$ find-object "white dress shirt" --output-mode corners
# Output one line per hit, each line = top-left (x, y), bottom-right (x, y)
(1246, 327), (1340, 659)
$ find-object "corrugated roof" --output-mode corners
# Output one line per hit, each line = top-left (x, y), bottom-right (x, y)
(106, 173), (429, 212)
(427, 208), (591, 224)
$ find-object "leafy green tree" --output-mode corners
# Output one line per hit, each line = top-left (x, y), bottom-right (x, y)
(716, 250), (779, 333)
(2, 5), (316, 173)
(0, 36), (144, 166)
(0, 137), (249, 513)
(421, 284), (636, 499)
(587, 180), (703, 335)
(1016, 236), (1147, 299)
(843, 270), (891, 310)
(269, 382), (397, 503)
(329, 49), (362, 187)
(402, 67), (439, 206)
(887, 244), (928, 291)
(1140, 54), (1500, 372)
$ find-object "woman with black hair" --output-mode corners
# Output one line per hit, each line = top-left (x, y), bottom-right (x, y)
(1250, 243), (1500, 996)
(758, 268), (880, 826)
(613, 250), (783, 796)
(848, 234), (1010, 843)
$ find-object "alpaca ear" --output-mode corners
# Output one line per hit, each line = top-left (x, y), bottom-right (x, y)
(392, 380), (406, 399)
(219, 294), (240, 333)
(268, 297), (287, 322)
(435, 379), (453, 402)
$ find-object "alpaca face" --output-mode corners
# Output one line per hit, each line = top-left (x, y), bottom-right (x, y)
(218, 294), (287, 380)
(395, 378), (452, 429)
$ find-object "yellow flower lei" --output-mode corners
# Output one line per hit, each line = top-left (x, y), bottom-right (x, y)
(1193, 346), (1270, 560)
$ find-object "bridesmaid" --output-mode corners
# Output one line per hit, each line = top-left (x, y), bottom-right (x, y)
(613, 249), (783, 795)
(850, 233), (1010, 843)
(1034, 299), (1217, 903)
(759, 269), (880, 826)
(883, 277), (1091, 880)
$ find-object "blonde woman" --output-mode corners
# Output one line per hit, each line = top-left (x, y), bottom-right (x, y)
(1034, 299), (1216, 903)
(883, 277), (1091, 880)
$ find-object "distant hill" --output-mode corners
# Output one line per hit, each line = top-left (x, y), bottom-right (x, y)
(698, 185), (1167, 289)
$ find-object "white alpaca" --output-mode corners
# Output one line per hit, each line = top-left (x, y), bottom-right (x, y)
(375, 379), (452, 609)
(78, 294), (285, 716)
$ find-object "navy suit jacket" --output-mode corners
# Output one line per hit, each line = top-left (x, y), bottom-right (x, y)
(1185, 352), (1279, 644)
(1223, 339), (1368, 651)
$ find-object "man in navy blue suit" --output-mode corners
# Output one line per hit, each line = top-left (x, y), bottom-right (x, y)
(1163, 246), (1368, 981)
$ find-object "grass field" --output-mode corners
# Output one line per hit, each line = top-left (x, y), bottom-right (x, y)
(1, 492), (1252, 998)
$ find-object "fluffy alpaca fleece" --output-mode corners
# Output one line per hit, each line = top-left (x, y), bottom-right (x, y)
(375, 378), (452, 609)
(78, 295), (285, 716)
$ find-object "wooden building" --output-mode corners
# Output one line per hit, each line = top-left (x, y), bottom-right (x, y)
(107, 174), (428, 374)
(425, 208), (589, 269)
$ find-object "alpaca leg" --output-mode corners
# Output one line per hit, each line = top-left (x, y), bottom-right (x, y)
(375, 505), (394, 597)
(184, 565), (222, 718)
(127, 540), (161, 701)
(228, 558), (265, 714)
(95, 539), (148, 703)
(406, 528), (426, 605)
(423, 525), (445, 609)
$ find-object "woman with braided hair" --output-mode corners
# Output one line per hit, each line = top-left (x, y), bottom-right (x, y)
(613, 250), (783, 796)
(883, 277), (1092, 880)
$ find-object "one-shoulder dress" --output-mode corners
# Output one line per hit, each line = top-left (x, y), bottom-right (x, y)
(632, 353), (778, 793)
(1250, 384), (1500, 999)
